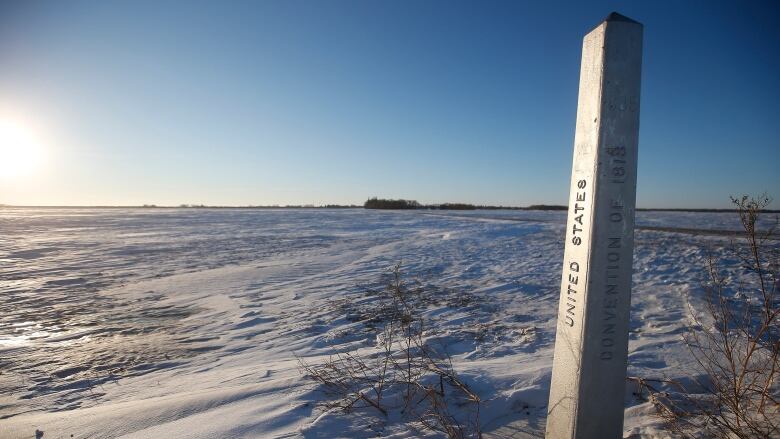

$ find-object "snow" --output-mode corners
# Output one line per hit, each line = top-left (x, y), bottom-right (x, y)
(0, 207), (774, 438)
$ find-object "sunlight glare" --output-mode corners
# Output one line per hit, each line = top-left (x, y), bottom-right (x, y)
(0, 118), (46, 179)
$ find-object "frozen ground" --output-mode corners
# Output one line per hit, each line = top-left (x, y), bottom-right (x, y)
(0, 207), (775, 438)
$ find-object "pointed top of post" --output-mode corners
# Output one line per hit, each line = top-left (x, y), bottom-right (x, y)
(588, 11), (642, 34)
(603, 11), (641, 25)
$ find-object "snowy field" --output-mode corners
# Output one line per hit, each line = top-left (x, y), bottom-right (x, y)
(0, 207), (774, 438)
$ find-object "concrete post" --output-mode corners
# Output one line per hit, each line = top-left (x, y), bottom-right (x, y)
(546, 12), (643, 439)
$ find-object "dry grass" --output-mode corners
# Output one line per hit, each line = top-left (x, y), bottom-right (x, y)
(299, 264), (482, 438)
(634, 195), (779, 438)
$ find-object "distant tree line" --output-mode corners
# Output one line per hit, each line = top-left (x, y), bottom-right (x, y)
(30, 201), (773, 213)
(526, 204), (568, 211)
(364, 198), (421, 209)
(434, 203), (477, 210)
(364, 198), (780, 212)
(364, 198), (567, 210)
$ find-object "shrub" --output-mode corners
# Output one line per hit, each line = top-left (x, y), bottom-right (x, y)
(299, 265), (482, 438)
(635, 195), (779, 438)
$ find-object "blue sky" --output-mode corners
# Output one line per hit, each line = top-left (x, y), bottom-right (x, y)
(0, 0), (777, 208)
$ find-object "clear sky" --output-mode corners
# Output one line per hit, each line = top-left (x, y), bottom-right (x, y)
(0, 0), (777, 208)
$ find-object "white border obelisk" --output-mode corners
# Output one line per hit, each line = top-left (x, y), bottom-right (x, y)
(546, 12), (643, 439)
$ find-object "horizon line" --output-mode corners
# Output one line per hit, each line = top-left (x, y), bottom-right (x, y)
(1, 204), (774, 213)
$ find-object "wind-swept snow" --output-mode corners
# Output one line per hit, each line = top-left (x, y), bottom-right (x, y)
(0, 208), (772, 438)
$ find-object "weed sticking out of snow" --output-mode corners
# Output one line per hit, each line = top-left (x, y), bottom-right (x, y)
(299, 264), (484, 438)
(634, 196), (780, 439)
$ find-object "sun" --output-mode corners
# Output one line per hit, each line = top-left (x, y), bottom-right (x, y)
(0, 118), (45, 179)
